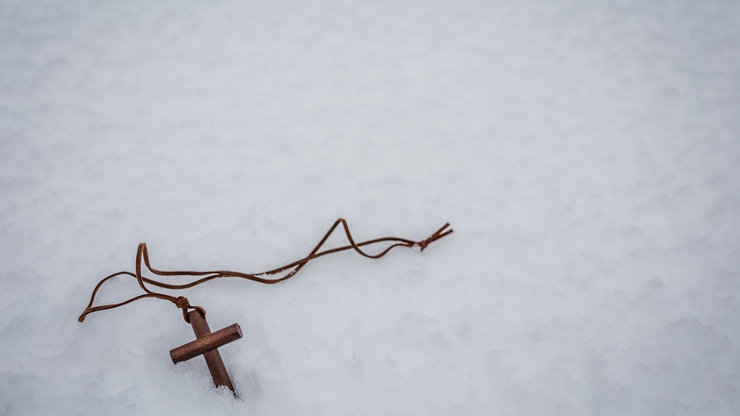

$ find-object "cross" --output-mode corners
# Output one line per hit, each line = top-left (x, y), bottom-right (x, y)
(170, 310), (243, 392)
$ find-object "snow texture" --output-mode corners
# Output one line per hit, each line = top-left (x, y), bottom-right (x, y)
(1, 1), (740, 415)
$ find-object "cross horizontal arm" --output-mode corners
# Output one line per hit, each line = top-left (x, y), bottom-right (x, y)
(170, 323), (243, 363)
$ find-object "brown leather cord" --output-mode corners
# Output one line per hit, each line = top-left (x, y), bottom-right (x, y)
(78, 218), (453, 323)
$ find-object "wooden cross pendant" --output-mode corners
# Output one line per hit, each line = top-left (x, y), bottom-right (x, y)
(170, 310), (243, 392)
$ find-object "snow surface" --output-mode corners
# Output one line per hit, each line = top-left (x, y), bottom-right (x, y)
(1, 1), (740, 415)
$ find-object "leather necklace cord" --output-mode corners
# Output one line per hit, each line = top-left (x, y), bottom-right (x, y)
(78, 218), (453, 323)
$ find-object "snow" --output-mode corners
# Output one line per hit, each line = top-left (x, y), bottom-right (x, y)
(1, 0), (739, 414)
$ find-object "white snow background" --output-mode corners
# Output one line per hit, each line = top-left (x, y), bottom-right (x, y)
(1, 1), (739, 415)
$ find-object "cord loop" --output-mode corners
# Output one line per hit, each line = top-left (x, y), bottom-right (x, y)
(78, 218), (453, 324)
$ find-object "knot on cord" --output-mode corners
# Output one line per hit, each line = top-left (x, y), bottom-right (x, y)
(175, 296), (206, 323)
(417, 223), (454, 252)
(175, 296), (190, 309)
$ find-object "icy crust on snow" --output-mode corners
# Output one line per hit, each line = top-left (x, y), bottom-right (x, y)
(1, 0), (740, 415)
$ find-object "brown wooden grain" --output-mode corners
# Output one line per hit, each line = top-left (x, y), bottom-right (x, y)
(169, 310), (241, 392)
